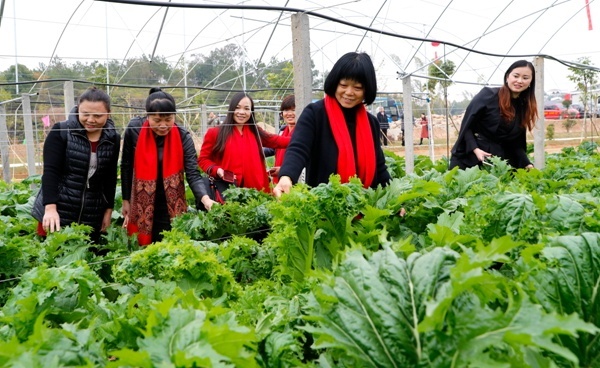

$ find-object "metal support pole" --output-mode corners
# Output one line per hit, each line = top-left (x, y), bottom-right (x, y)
(0, 105), (10, 183)
(291, 13), (312, 119)
(533, 57), (545, 169)
(402, 76), (414, 174)
(426, 99), (434, 161)
(64, 81), (75, 114)
(22, 94), (36, 177)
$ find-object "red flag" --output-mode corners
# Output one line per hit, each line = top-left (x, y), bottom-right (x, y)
(586, 0), (593, 30)
(42, 115), (50, 127)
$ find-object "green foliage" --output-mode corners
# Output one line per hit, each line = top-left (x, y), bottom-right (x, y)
(108, 306), (258, 368)
(546, 123), (555, 140)
(562, 118), (577, 133)
(217, 236), (277, 285)
(112, 231), (239, 299)
(0, 143), (600, 366)
(265, 176), (367, 284)
(519, 233), (600, 367)
(173, 186), (273, 242)
(306, 244), (598, 367)
(0, 264), (106, 342)
(568, 57), (599, 114)
(427, 59), (456, 95)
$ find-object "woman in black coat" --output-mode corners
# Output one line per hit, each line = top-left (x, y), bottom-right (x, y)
(449, 60), (538, 170)
(273, 51), (391, 197)
(121, 88), (214, 245)
(32, 87), (120, 242)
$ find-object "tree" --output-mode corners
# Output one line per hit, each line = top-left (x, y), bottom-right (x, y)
(427, 59), (456, 117)
(186, 44), (247, 105)
(0, 63), (35, 96)
(567, 57), (599, 139)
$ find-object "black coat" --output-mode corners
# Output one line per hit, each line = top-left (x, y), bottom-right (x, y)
(377, 111), (390, 129)
(278, 99), (391, 188)
(121, 117), (207, 202)
(450, 87), (532, 169)
(32, 109), (121, 230)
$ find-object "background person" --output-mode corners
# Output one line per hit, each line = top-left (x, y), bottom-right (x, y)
(198, 92), (290, 193)
(207, 111), (220, 126)
(419, 113), (429, 145)
(268, 95), (299, 184)
(273, 51), (391, 197)
(376, 106), (390, 146)
(449, 59), (537, 170)
(32, 87), (120, 243)
(121, 87), (215, 245)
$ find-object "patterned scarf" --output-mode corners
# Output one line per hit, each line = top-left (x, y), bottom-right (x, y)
(128, 120), (186, 245)
(324, 95), (375, 188)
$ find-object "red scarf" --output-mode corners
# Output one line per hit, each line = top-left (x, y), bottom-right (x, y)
(324, 95), (375, 188)
(219, 125), (271, 192)
(128, 121), (186, 245)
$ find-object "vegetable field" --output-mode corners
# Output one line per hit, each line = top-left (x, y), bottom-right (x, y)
(1, 143), (600, 367)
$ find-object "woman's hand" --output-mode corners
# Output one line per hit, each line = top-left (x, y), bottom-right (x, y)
(200, 195), (218, 211)
(473, 147), (492, 162)
(101, 209), (113, 232)
(525, 164), (534, 170)
(42, 204), (61, 233)
(122, 200), (130, 228)
(216, 168), (224, 179)
(273, 176), (293, 198)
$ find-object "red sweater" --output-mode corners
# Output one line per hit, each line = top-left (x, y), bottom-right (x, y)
(199, 125), (290, 192)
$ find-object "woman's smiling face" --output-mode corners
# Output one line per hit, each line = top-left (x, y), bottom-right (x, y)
(506, 66), (533, 97)
(335, 79), (365, 108)
(233, 97), (252, 125)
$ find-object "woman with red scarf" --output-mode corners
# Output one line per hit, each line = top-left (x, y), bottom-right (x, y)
(121, 88), (215, 245)
(268, 95), (300, 184)
(198, 92), (290, 193)
(273, 52), (391, 197)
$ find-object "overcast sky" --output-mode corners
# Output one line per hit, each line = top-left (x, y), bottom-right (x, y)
(1, 0), (599, 100)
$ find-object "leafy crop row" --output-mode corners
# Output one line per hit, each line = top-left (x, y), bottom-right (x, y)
(0, 142), (599, 367)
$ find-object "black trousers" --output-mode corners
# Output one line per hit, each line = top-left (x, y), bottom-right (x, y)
(380, 128), (389, 146)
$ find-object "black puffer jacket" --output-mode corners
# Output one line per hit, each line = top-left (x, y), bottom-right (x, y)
(121, 116), (207, 203)
(32, 109), (121, 230)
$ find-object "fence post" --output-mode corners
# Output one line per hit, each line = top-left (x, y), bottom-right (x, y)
(64, 81), (75, 114)
(533, 56), (545, 169)
(402, 76), (414, 174)
(200, 104), (208, 138)
(291, 13), (312, 119)
(0, 105), (10, 183)
(22, 94), (37, 177)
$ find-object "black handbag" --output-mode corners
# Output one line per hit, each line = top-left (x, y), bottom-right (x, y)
(202, 174), (236, 204)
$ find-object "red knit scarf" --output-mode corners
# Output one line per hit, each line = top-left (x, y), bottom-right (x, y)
(128, 121), (187, 245)
(324, 95), (375, 188)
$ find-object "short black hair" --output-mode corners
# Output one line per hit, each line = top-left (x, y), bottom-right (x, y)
(146, 87), (176, 114)
(78, 86), (111, 111)
(280, 95), (295, 111)
(323, 52), (377, 105)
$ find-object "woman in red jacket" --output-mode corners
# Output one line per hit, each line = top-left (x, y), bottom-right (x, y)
(198, 92), (290, 193)
(268, 94), (297, 184)
(419, 113), (429, 145)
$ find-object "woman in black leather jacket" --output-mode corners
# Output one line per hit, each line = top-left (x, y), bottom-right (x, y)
(32, 87), (120, 242)
(121, 87), (214, 245)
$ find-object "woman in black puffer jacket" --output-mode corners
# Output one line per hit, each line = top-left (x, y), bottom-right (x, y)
(32, 87), (121, 242)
